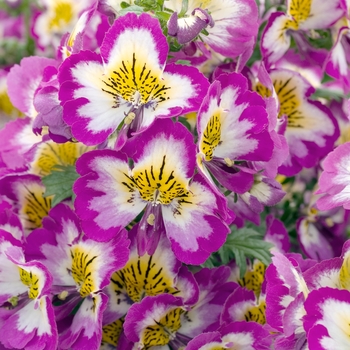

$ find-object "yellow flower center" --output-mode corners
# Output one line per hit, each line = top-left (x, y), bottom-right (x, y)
(141, 307), (184, 348)
(130, 155), (190, 205)
(340, 253), (350, 290)
(102, 319), (124, 347)
(200, 112), (222, 161)
(288, 0), (311, 25)
(110, 254), (178, 303)
(244, 300), (267, 325)
(21, 186), (52, 233)
(70, 246), (98, 297)
(49, 2), (74, 30)
(238, 261), (266, 299)
(102, 53), (170, 108)
(31, 141), (94, 176)
(18, 267), (40, 299)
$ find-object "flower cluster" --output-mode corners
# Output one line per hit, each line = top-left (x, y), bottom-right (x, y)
(1, 0), (350, 349)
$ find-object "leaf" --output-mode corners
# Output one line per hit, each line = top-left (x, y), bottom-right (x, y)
(118, 5), (144, 15)
(200, 256), (216, 268)
(218, 227), (274, 277)
(175, 60), (191, 66)
(42, 164), (79, 207)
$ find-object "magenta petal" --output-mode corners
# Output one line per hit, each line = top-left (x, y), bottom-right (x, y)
(7, 56), (59, 116)
(74, 149), (136, 241)
(59, 293), (108, 350)
(0, 296), (58, 350)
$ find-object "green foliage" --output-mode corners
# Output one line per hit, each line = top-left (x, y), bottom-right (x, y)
(177, 116), (192, 132)
(312, 88), (346, 102)
(308, 29), (333, 51)
(0, 0), (36, 67)
(42, 165), (79, 207)
(0, 39), (31, 67)
(202, 227), (273, 277)
(175, 59), (191, 66)
(118, 5), (144, 15)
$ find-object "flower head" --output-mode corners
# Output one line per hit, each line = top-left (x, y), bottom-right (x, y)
(58, 12), (208, 148)
(74, 119), (231, 264)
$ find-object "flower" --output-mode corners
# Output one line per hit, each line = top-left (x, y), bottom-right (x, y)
(256, 68), (339, 176)
(196, 72), (274, 194)
(0, 230), (57, 349)
(316, 142), (350, 211)
(25, 203), (130, 350)
(261, 0), (344, 65)
(304, 287), (350, 349)
(58, 12), (209, 149)
(73, 118), (231, 264)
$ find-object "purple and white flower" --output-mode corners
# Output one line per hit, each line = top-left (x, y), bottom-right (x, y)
(74, 119), (231, 264)
(58, 12), (208, 149)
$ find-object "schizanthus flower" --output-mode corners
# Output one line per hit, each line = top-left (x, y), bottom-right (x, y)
(74, 118), (231, 264)
(58, 12), (208, 149)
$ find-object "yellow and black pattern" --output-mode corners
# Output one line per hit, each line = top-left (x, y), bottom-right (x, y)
(238, 261), (266, 299)
(141, 307), (184, 348)
(288, 0), (311, 25)
(0, 89), (22, 117)
(271, 75), (311, 129)
(200, 112), (222, 161)
(32, 141), (94, 176)
(274, 77), (301, 121)
(131, 155), (190, 205)
(101, 319), (124, 347)
(49, 2), (73, 29)
(102, 53), (170, 107)
(340, 254), (350, 290)
(254, 82), (272, 99)
(110, 254), (178, 303)
(244, 300), (266, 325)
(21, 185), (52, 232)
(70, 246), (98, 298)
(18, 267), (40, 299)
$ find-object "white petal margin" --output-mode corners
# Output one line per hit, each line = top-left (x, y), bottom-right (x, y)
(71, 60), (128, 133)
(0, 295), (57, 350)
(305, 289), (350, 350)
(261, 13), (292, 64)
(221, 332), (254, 349)
(167, 0), (257, 57)
(197, 82), (255, 160)
(14, 296), (53, 338)
(284, 101), (336, 149)
(132, 132), (192, 182)
(103, 26), (164, 79)
(297, 0), (344, 30)
(0, 241), (27, 302)
(59, 293), (108, 349)
(87, 154), (146, 230)
(162, 179), (219, 252)
(141, 68), (197, 129)
(39, 215), (81, 287)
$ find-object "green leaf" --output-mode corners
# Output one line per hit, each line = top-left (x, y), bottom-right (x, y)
(218, 227), (274, 277)
(307, 29), (333, 51)
(155, 10), (171, 22)
(42, 165), (79, 207)
(311, 88), (345, 102)
(118, 5), (144, 15)
(175, 59), (191, 66)
(200, 256), (216, 268)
